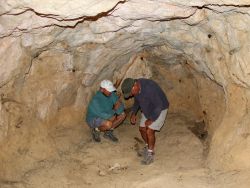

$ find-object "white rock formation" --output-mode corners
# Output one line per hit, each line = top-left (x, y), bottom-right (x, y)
(0, 0), (250, 179)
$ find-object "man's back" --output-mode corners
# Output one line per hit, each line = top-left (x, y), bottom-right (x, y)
(132, 78), (169, 121)
(86, 91), (123, 122)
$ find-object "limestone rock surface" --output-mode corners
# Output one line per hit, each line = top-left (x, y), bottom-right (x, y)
(0, 0), (250, 180)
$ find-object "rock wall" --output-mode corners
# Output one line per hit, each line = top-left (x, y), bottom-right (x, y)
(0, 0), (250, 179)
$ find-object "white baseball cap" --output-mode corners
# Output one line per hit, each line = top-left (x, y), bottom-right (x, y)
(100, 80), (116, 92)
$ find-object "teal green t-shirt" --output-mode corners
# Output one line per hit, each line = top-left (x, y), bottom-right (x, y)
(86, 91), (124, 123)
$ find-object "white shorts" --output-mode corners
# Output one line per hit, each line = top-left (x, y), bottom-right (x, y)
(140, 109), (168, 131)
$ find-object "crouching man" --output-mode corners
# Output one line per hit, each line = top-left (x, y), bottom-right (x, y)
(86, 80), (126, 142)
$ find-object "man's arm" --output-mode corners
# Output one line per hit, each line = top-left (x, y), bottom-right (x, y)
(112, 92), (125, 115)
(131, 97), (140, 115)
(130, 98), (140, 125)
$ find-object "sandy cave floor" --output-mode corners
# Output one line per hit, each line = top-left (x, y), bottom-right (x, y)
(1, 113), (250, 188)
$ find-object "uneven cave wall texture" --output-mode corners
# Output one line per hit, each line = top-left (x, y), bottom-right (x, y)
(0, 0), (250, 179)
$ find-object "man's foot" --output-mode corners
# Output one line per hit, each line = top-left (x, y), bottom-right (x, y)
(137, 146), (148, 157)
(141, 151), (154, 165)
(91, 128), (101, 142)
(103, 130), (118, 142)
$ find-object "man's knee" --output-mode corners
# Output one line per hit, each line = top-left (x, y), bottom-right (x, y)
(104, 120), (112, 129)
(146, 127), (155, 134)
(99, 120), (112, 131)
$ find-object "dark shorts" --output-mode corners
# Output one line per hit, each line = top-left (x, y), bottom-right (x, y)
(87, 117), (104, 128)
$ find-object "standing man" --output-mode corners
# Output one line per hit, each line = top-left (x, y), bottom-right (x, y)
(121, 78), (169, 165)
(86, 80), (126, 142)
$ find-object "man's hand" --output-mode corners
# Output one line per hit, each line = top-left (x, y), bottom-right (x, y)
(130, 113), (137, 125)
(145, 119), (153, 127)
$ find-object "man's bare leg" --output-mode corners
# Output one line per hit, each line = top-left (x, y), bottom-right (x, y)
(146, 127), (155, 152)
(98, 117), (121, 142)
(137, 126), (149, 157)
(97, 115), (116, 131)
(111, 113), (126, 129)
(98, 120), (112, 131)
(139, 127), (148, 144)
(91, 120), (114, 142)
(93, 114), (125, 142)
(140, 127), (155, 164)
